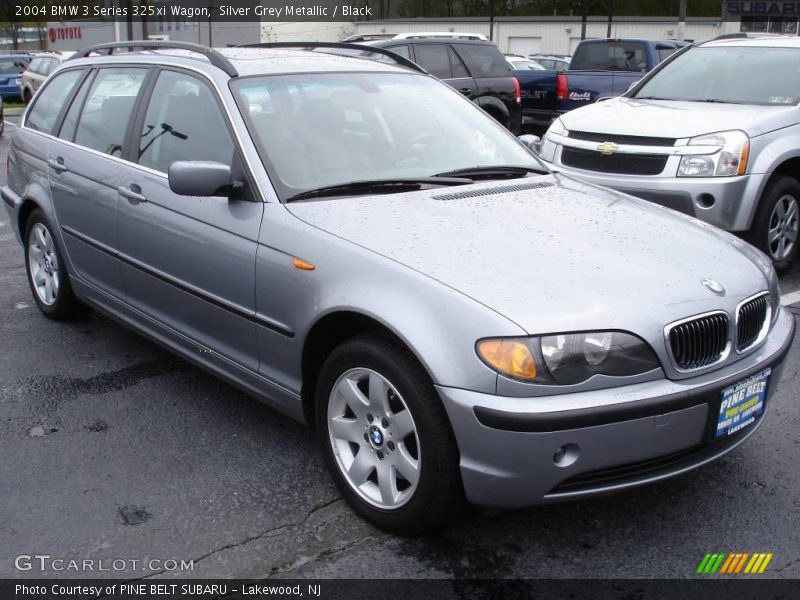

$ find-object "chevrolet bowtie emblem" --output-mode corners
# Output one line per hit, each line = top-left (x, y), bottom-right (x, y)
(597, 142), (619, 155)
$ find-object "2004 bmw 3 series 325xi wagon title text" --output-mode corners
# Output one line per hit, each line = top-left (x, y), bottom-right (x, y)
(1, 41), (795, 534)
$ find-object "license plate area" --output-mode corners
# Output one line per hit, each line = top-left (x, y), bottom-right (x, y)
(714, 368), (770, 438)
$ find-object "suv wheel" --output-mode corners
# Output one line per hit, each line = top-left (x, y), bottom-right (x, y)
(315, 334), (462, 535)
(750, 175), (800, 273)
(22, 88), (32, 104)
(24, 209), (85, 319)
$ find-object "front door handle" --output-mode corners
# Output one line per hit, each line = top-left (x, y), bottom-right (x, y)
(118, 184), (147, 203)
(48, 157), (67, 173)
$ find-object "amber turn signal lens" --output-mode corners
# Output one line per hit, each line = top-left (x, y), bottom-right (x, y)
(292, 258), (315, 271)
(737, 139), (749, 176)
(477, 339), (537, 380)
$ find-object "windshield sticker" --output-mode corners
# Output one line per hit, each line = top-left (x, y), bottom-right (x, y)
(470, 130), (498, 159)
(769, 96), (796, 104)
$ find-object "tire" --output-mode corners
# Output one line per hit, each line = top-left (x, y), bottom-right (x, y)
(748, 175), (800, 274)
(315, 334), (463, 535)
(22, 88), (32, 104)
(23, 209), (86, 320)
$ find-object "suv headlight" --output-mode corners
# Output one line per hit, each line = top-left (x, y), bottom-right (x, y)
(539, 118), (568, 162)
(677, 130), (749, 177)
(476, 331), (660, 385)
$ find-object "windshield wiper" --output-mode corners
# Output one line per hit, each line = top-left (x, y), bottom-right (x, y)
(635, 96), (676, 101)
(433, 165), (545, 180)
(285, 177), (472, 202)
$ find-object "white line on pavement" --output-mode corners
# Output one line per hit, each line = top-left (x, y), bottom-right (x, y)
(781, 289), (800, 307)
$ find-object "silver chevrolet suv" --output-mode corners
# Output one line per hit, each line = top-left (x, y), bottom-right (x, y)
(537, 35), (800, 273)
(2, 41), (795, 534)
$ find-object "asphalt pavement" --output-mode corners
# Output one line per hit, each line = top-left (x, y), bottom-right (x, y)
(1, 116), (799, 581)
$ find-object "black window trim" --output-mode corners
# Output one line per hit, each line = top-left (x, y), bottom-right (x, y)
(25, 66), (90, 135)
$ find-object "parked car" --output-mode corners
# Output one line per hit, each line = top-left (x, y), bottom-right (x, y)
(20, 51), (74, 103)
(528, 53), (571, 70)
(0, 53), (31, 101)
(505, 54), (546, 71)
(3, 41), (794, 534)
(537, 34), (800, 272)
(516, 39), (686, 127)
(357, 36), (522, 132)
(0, 96), (4, 137)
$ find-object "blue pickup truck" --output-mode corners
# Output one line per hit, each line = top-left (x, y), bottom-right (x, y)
(516, 38), (688, 127)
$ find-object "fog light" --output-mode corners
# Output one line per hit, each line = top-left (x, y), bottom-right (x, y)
(553, 443), (580, 467)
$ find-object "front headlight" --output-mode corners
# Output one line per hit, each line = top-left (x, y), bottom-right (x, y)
(14, 78), (21, 86)
(539, 118), (568, 162)
(477, 331), (660, 385)
(677, 130), (749, 177)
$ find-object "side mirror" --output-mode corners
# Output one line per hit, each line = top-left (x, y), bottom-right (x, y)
(518, 134), (541, 155)
(168, 161), (238, 197)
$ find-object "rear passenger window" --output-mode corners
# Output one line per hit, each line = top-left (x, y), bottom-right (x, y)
(453, 44), (511, 78)
(74, 68), (147, 157)
(414, 45), (452, 79)
(26, 69), (83, 134)
(137, 70), (234, 174)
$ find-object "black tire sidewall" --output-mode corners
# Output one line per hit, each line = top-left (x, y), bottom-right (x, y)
(751, 175), (800, 273)
(314, 335), (461, 534)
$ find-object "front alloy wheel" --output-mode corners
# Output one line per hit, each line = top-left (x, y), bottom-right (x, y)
(316, 334), (462, 534)
(750, 175), (800, 273)
(327, 368), (421, 509)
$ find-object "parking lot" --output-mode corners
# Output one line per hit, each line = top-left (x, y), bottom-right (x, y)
(1, 113), (799, 581)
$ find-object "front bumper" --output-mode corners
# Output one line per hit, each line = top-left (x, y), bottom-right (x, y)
(540, 153), (766, 232)
(437, 309), (795, 508)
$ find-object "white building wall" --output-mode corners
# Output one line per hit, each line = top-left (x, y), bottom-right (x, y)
(259, 21), (356, 42)
(354, 19), (739, 55)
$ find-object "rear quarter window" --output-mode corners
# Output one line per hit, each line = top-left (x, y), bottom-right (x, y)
(26, 69), (83, 134)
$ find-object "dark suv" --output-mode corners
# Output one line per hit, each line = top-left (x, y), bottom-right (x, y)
(362, 38), (522, 133)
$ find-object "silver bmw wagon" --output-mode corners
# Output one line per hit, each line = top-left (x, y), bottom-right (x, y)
(2, 41), (795, 534)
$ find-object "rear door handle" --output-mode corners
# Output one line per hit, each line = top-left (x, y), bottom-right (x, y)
(118, 184), (147, 203)
(48, 158), (67, 173)
(459, 88), (473, 95)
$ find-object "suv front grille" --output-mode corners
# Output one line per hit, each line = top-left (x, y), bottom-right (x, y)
(567, 131), (677, 147)
(561, 147), (667, 175)
(667, 313), (729, 371)
(737, 294), (769, 352)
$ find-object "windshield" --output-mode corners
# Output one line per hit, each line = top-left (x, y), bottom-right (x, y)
(634, 46), (800, 105)
(508, 59), (544, 70)
(0, 58), (28, 74)
(232, 72), (543, 200)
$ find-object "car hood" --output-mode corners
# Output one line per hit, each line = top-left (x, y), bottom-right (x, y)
(286, 175), (767, 335)
(560, 96), (798, 139)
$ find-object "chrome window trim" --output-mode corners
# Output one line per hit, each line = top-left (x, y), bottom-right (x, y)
(663, 309), (731, 374)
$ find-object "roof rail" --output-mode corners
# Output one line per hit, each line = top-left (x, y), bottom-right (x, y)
(68, 41), (238, 77)
(239, 42), (427, 74)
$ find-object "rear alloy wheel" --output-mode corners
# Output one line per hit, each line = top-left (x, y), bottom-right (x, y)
(24, 209), (85, 320)
(750, 175), (800, 273)
(315, 334), (462, 534)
